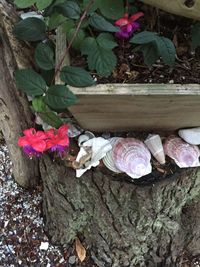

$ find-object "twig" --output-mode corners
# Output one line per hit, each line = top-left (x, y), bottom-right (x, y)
(52, 0), (94, 84)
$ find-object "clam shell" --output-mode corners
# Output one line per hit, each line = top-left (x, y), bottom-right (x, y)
(144, 134), (165, 164)
(102, 137), (123, 173)
(164, 136), (200, 168)
(113, 138), (152, 179)
(178, 127), (200, 145)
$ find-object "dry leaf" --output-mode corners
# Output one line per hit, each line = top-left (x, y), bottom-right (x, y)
(75, 238), (86, 262)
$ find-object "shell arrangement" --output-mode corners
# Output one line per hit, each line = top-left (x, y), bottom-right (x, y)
(101, 127), (200, 179)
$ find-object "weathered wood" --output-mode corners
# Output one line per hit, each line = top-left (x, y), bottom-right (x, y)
(69, 84), (200, 132)
(41, 155), (200, 267)
(142, 0), (200, 20)
(0, 0), (39, 187)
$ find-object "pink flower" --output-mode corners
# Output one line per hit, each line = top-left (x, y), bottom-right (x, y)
(115, 12), (144, 39)
(45, 125), (69, 155)
(18, 128), (47, 156)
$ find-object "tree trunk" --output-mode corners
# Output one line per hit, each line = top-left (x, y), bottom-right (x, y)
(41, 155), (200, 267)
(0, 0), (39, 187)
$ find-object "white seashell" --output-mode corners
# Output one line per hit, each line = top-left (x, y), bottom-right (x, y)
(102, 137), (123, 173)
(144, 134), (165, 164)
(113, 138), (152, 179)
(178, 127), (200, 145)
(164, 136), (200, 168)
(78, 131), (95, 146)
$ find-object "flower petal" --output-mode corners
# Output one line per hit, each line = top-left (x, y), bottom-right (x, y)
(23, 128), (36, 137)
(130, 12), (144, 22)
(32, 140), (47, 152)
(18, 136), (30, 147)
(115, 17), (129, 27)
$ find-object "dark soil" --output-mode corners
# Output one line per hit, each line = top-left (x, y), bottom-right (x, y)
(71, 6), (200, 84)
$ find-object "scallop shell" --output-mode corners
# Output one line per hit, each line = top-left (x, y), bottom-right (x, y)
(178, 127), (200, 145)
(164, 136), (200, 168)
(113, 138), (152, 179)
(144, 134), (165, 164)
(102, 137), (123, 173)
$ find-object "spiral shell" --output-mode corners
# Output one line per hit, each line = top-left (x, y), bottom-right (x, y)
(144, 134), (165, 164)
(164, 136), (200, 168)
(102, 137), (123, 173)
(113, 138), (152, 179)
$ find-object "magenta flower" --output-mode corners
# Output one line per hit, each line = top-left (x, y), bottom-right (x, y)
(18, 128), (47, 157)
(115, 12), (144, 39)
(45, 125), (69, 156)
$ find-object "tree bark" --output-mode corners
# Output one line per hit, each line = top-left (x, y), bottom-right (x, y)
(41, 155), (200, 267)
(0, 0), (39, 187)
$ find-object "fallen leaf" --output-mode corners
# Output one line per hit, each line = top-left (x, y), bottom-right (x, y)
(75, 238), (86, 262)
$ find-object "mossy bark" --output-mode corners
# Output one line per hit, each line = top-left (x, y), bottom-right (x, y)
(0, 0), (39, 187)
(40, 156), (200, 267)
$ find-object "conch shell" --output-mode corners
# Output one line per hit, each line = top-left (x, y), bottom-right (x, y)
(113, 138), (152, 179)
(103, 137), (123, 173)
(164, 136), (200, 168)
(144, 134), (165, 164)
(178, 127), (200, 145)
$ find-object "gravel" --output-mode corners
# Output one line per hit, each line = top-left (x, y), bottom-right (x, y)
(0, 143), (74, 266)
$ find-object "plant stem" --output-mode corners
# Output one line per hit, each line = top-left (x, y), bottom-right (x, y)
(52, 0), (94, 84)
(125, 0), (129, 13)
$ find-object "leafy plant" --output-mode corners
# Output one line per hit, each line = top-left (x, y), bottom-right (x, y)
(13, 0), (180, 129)
(130, 31), (176, 66)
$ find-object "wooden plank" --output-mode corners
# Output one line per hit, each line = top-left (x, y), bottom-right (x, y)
(68, 84), (200, 132)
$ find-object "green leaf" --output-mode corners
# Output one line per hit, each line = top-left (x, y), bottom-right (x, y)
(55, 1), (81, 19)
(13, 17), (46, 41)
(66, 28), (85, 50)
(191, 22), (200, 49)
(60, 66), (95, 87)
(44, 85), (77, 110)
(32, 97), (62, 128)
(97, 33), (118, 50)
(35, 43), (55, 70)
(48, 13), (67, 30)
(15, 69), (47, 96)
(141, 43), (159, 66)
(88, 46), (117, 77)
(32, 97), (47, 112)
(155, 37), (176, 66)
(14, 0), (35, 8)
(36, 0), (53, 10)
(97, 0), (124, 20)
(39, 112), (63, 128)
(130, 31), (157, 44)
(82, 0), (99, 13)
(89, 13), (119, 32)
(81, 37), (97, 55)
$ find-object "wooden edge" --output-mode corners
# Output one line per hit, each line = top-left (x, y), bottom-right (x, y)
(69, 84), (200, 95)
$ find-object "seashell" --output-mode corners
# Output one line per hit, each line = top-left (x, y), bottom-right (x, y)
(78, 131), (95, 146)
(164, 136), (200, 168)
(113, 138), (152, 179)
(144, 134), (165, 164)
(102, 137), (123, 173)
(178, 127), (200, 145)
(68, 123), (83, 138)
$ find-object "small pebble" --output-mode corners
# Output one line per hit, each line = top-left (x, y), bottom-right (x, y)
(68, 255), (76, 265)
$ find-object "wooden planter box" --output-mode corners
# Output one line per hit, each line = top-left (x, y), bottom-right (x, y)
(69, 84), (200, 132)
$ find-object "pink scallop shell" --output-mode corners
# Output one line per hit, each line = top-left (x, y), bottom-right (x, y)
(164, 136), (200, 168)
(113, 138), (152, 179)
